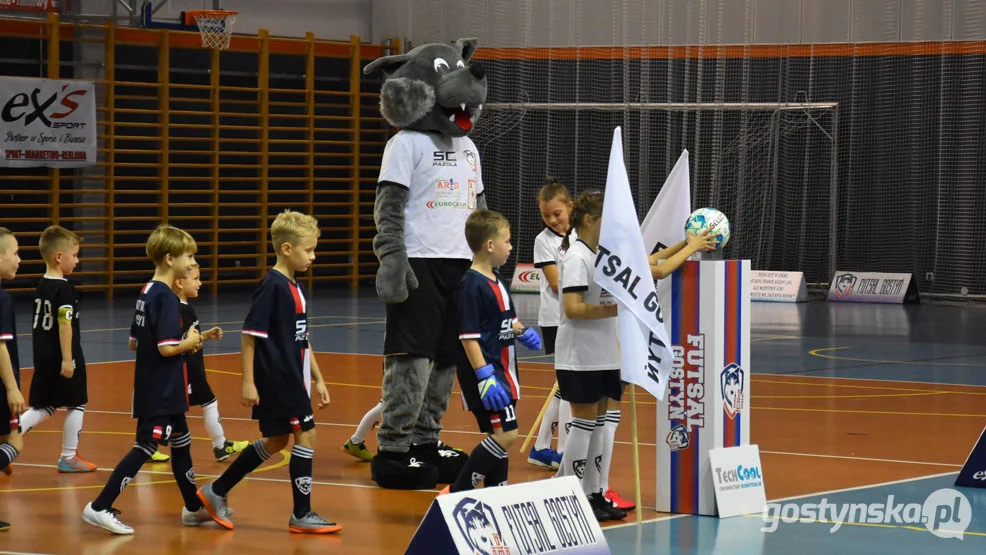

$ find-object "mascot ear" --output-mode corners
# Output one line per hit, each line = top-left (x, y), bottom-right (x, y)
(364, 54), (411, 77)
(454, 38), (479, 63)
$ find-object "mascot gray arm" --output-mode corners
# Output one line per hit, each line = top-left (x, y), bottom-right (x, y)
(477, 192), (487, 211)
(373, 182), (419, 303)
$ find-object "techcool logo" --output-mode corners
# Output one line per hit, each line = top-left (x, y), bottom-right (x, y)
(452, 497), (512, 555)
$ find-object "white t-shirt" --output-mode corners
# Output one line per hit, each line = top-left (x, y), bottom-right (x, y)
(533, 227), (577, 327)
(378, 129), (485, 260)
(554, 239), (619, 371)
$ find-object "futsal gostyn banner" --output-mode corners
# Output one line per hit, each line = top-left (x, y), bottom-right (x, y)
(0, 76), (97, 168)
(406, 476), (610, 554)
(593, 126), (674, 401)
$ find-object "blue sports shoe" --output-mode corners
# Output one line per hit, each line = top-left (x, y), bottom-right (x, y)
(528, 447), (561, 470)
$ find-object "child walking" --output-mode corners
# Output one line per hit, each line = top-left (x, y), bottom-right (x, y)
(197, 210), (341, 534)
(19, 226), (97, 472)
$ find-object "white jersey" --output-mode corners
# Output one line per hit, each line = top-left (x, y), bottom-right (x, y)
(378, 129), (485, 260)
(555, 239), (619, 372)
(533, 227), (577, 327)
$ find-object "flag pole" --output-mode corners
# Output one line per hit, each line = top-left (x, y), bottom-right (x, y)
(630, 385), (643, 524)
(520, 381), (559, 454)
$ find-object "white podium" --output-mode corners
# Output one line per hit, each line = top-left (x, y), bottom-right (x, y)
(656, 259), (752, 516)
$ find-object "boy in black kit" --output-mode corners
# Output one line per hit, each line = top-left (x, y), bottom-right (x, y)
(82, 225), (206, 535)
(0, 228), (25, 531)
(19, 225), (97, 472)
(441, 210), (541, 495)
(197, 210), (340, 534)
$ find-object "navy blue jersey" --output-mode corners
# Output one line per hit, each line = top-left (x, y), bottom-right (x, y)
(179, 301), (205, 384)
(0, 289), (20, 395)
(33, 277), (85, 375)
(129, 281), (188, 418)
(242, 270), (312, 418)
(458, 269), (520, 400)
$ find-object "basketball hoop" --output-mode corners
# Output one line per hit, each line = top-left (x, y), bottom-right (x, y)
(183, 9), (237, 50)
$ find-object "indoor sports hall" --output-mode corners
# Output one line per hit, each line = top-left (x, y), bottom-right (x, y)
(1, 1), (986, 554)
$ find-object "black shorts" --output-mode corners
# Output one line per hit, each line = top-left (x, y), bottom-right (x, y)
(187, 363), (215, 406)
(541, 326), (558, 355)
(458, 366), (519, 434)
(28, 360), (88, 408)
(136, 414), (189, 446)
(383, 258), (470, 366)
(556, 369), (623, 404)
(258, 412), (316, 438)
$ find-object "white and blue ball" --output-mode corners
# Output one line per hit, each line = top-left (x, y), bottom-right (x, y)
(684, 207), (730, 250)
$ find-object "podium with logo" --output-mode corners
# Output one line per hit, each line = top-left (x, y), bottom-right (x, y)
(655, 259), (755, 516)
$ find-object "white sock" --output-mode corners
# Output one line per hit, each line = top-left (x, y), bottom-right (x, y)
(582, 416), (606, 496)
(534, 391), (561, 451)
(201, 399), (226, 449)
(556, 416), (594, 486)
(557, 401), (572, 454)
(599, 409), (620, 492)
(61, 406), (85, 459)
(352, 400), (383, 444)
(19, 406), (54, 434)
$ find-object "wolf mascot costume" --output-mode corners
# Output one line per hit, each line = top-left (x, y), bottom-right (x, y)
(364, 38), (487, 490)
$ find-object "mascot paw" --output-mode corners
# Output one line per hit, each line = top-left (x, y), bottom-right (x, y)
(371, 450), (440, 490)
(376, 255), (418, 304)
(411, 443), (469, 485)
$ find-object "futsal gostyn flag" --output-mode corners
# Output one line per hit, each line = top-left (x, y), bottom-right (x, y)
(640, 149), (692, 335)
(593, 126), (674, 401)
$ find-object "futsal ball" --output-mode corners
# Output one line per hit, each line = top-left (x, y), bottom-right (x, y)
(684, 207), (731, 250)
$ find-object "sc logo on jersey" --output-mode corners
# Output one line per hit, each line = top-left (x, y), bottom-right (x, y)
(498, 318), (513, 341)
(433, 151), (457, 167)
(452, 498), (511, 555)
(295, 320), (309, 342)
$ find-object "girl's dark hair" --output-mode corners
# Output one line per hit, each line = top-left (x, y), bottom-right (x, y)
(538, 176), (573, 205)
(562, 191), (604, 250)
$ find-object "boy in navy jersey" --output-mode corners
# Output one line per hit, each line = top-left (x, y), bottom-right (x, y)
(197, 210), (340, 534)
(0, 228), (25, 531)
(442, 210), (541, 494)
(19, 225), (97, 473)
(82, 225), (206, 535)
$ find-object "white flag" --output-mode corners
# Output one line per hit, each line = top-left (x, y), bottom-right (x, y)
(593, 127), (675, 401)
(640, 150), (692, 335)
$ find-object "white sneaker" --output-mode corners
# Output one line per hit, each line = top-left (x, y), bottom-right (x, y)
(82, 502), (134, 535)
(183, 505), (234, 526)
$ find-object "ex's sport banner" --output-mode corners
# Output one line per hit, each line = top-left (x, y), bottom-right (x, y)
(1, 76), (97, 168)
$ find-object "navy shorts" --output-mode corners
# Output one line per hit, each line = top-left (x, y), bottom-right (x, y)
(556, 369), (623, 404)
(136, 413), (189, 446)
(258, 412), (316, 438)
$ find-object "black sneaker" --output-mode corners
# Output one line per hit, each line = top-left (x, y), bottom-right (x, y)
(588, 492), (627, 521)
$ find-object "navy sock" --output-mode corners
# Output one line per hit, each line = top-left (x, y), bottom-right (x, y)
(290, 444), (314, 518)
(451, 436), (508, 492)
(91, 443), (153, 512)
(169, 432), (202, 511)
(213, 439), (269, 497)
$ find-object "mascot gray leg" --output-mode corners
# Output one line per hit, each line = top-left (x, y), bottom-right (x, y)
(371, 355), (440, 490)
(408, 362), (468, 484)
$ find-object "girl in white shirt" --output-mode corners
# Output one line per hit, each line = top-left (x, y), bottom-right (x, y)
(528, 179), (574, 471)
(553, 191), (626, 522)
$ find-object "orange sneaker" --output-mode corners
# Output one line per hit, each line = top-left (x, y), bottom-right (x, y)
(604, 488), (636, 511)
(58, 454), (97, 473)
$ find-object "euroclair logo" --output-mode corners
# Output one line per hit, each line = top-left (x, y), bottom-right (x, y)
(761, 488), (973, 539)
(426, 200), (469, 209)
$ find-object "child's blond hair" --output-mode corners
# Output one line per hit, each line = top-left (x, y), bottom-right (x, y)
(146, 225), (197, 265)
(39, 225), (82, 263)
(271, 210), (320, 254)
(0, 227), (13, 254)
(465, 210), (510, 253)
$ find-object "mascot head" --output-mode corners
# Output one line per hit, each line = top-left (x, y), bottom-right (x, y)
(363, 38), (487, 137)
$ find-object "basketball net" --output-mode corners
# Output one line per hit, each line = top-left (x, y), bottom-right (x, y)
(193, 11), (236, 50)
